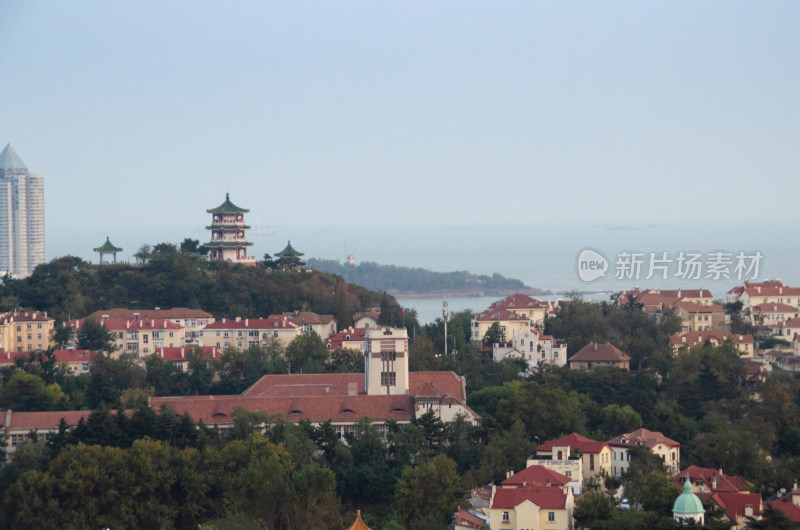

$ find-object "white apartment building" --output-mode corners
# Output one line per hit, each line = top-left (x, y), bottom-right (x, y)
(0, 144), (44, 278)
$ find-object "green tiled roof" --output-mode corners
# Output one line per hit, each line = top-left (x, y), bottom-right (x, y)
(276, 241), (304, 257)
(94, 237), (122, 253)
(207, 193), (249, 214)
(205, 241), (254, 248)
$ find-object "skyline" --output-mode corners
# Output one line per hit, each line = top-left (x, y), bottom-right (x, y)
(2, 2), (799, 272)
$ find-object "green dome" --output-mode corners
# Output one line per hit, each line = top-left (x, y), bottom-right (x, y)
(673, 479), (705, 515)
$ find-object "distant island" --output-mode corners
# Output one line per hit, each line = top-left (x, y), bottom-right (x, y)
(307, 258), (552, 297)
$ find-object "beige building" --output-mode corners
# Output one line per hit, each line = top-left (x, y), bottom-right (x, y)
(280, 311), (337, 340)
(488, 483), (574, 530)
(69, 318), (186, 359)
(86, 308), (214, 345)
(674, 301), (725, 332)
(568, 343), (630, 371)
(202, 316), (301, 348)
(729, 280), (800, 309)
(536, 433), (612, 486)
(748, 303), (800, 327)
(353, 308), (380, 329)
(608, 428), (681, 477)
(0, 310), (54, 352)
(670, 330), (755, 356)
(471, 294), (550, 342)
(527, 445), (584, 495)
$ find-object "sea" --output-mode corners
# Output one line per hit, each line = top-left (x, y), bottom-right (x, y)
(52, 220), (800, 325)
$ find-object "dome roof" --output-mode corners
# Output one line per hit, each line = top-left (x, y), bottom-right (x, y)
(673, 479), (705, 515)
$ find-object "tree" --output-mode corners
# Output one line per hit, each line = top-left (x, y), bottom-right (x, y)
(574, 490), (616, 527)
(328, 348), (364, 373)
(394, 455), (464, 530)
(76, 318), (116, 353)
(285, 332), (329, 373)
(482, 322), (505, 348)
(133, 244), (152, 266)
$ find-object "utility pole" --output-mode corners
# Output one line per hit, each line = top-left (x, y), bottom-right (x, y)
(443, 300), (449, 356)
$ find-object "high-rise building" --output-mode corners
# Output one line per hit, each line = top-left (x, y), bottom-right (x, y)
(0, 144), (45, 278)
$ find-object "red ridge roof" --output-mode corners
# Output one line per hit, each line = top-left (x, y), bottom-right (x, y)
(537, 432), (609, 454)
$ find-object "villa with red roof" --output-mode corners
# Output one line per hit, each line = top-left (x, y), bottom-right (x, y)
(153, 346), (223, 372)
(535, 433), (612, 485)
(85, 308), (214, 345)
(488, 483), (574, 530)
(353, 308), (381, 329)
(202, 316), (301, 348)
(280, 311), (337, 340)
(608, 428), (681, 476)
(727, 280), (800, 309)
(0, 310), (55, 353)
(568, 343), (630, 371)
(492, 329), (568, 370)
(670, 330), (755, 356)
(470, 294), (550, 342)
(454, 507), (488, 530)
(748, 302), (800, 328)
(69, 317), (186, 359)
(325, 328), (367, 351)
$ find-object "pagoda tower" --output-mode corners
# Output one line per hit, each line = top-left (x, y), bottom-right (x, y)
(205, 193), (255, 265)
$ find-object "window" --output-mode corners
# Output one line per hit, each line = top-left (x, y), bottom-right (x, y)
(142, 334), (149, 344)
(502, 511), (509, 522)
(380, 371), (396, 386)
(82, 363), (89, 373)
(27, 334), (31, 340)
(548, 512), (555, 522)
(37, 323), (42, 329)
(381, 351), (396, 361)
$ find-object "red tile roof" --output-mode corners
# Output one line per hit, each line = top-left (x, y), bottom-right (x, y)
(242, 371), (467, 401)
(71, 318), (184, 331)
(675, 465), (750, 493)
(569, 343), (630, 363)
(711, 492), (762, 521)
(150, 393), (416, 424)
(0, 410), (91, 430)
(0, 310), (52, 324)
(491, 485), (568, 510)
(670, 330), (754, 348)
(501, 465), (571, 488)
(280, 311), (335, 325)
(608, 428), (680, 449)
(353, 308), (380, 322)
(743, 281), (800, 298)
(750, 303), (800, 314)
(474, 308), (530, 322)
(86, 308), (213, 320)
(537, 433), (609, 454)
(325, 328), (367, 349)
(204, 317), (299, 330)
(53, 350), (93, 363)
(454, 508), (486, 529)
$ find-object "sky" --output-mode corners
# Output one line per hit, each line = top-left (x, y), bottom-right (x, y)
(1, 1), (799, 272)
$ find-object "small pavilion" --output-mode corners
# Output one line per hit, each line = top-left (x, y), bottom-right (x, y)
(94, 237), (123, 265)
(275, 241), (305, 271)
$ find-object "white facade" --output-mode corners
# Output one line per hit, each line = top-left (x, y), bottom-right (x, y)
(0, 145), (45, 278)
(364, 327), (409, 395)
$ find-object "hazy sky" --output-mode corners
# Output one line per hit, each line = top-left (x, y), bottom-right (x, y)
(2, 2), (799, 262)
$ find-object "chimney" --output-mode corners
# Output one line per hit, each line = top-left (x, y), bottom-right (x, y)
(163, 321), (167, 329)
(133, 312), (140, 319)
(245, 319), (248, 327)
(181, 348), (185, 359)
(348, 382), (358, 396)
(744, 505), (753, 517)
(594, 343), (598, 351)
(235, 316), (241, 322)
(222, 318), (226, 324)
(126, 321), (130, 329)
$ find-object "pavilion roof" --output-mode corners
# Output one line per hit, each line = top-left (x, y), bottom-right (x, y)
(207, 193), (249, 214)
(94, 237), (122, 252)
(277, 241), (304, 257)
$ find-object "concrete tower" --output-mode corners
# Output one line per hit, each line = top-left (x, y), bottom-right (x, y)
(364, 327), (409, 395)
(0, 145), (45, 278)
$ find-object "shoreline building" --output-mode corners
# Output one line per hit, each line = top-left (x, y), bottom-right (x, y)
(0, 144), (45, 278)
(205, 193), (255, 265)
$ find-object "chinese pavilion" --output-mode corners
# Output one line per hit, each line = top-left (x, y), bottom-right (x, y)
(275, 240), (305, 270)
(93, 237), (122, 265)
(205, 193), (255, 265)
